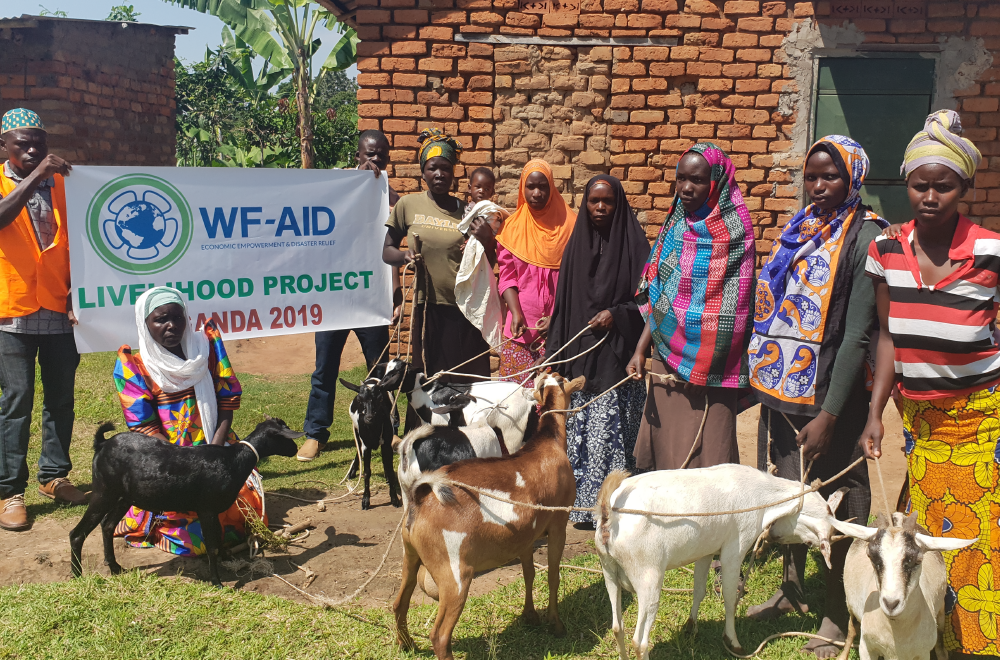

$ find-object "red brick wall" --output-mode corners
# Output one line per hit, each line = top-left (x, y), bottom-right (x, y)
(357, 0), (1000, 253)
(0, 17), (179, 166)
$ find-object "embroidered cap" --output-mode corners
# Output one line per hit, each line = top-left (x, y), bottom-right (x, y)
(1, 108), (45, 134)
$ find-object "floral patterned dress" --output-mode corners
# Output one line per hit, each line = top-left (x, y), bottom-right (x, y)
(112, 320), (265, 556)
(899, 390), (1000, 655)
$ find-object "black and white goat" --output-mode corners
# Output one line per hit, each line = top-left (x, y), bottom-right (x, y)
(394, 407), (530, 508)
(70, 417), (302, 586)
(339, 362), (404, 510)
(384, 358), (538, 447)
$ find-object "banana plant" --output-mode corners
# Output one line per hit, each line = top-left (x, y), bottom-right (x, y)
(220, 25), (289, 104)
(163, 0), (358, 168)
(214, 143), (295, 168)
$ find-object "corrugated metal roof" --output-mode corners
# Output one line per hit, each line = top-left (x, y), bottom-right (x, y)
(314, 0), (358, 28)
(0, 14), (191, 34)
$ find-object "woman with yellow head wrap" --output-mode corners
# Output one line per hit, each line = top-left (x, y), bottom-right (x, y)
(862, 111), (1000, 657)
(383, 127), (494, 405)
(901, 109), (981, 182)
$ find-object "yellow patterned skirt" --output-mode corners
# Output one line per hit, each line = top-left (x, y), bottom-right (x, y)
(900, 387), (1000, 655)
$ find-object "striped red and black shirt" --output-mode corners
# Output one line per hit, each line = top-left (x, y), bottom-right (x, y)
(865, 216), (1000, 400)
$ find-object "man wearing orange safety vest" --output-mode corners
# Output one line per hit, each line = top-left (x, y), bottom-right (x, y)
(0, 108), (87, 532)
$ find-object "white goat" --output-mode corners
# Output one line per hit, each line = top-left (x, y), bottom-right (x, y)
(832, 512), (974, 660)
(594, 465), (849, 659)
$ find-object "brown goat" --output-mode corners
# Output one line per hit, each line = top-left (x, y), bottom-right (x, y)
(392, 372), (584, 660)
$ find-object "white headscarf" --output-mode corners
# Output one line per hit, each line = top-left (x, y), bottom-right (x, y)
(134, 287), (218, 443)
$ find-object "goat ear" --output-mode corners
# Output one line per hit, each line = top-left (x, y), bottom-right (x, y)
(379, 364), (405, 391)
(830, 518), (879, 542)
(279, 427), (306, 440)
(826, 487), (849, 515)
(914, 534), (976, 553)
(431, 404), (462, 416)
(566, 375), (586, 395)
(339, 378), (362, 393)
(760, 498), (802, 533)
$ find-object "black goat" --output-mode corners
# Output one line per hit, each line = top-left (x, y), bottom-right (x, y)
(69, 417), (302, 586)
(340, 363), (404, 510)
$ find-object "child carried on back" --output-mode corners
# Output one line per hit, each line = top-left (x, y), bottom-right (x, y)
(455, 168), (509, 349)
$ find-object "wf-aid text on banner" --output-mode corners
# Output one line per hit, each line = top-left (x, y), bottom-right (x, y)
(65, 167), (392, 353)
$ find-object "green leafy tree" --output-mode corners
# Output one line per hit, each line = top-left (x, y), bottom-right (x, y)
(174, 35), (357, 169)
(163, 0), (358, 169)
(106, 4), (141, 21)
(174, 40), (296, 167)
(37, 5), (68, 16)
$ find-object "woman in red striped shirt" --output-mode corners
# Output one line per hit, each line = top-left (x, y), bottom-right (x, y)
(862, 110), (999, 659)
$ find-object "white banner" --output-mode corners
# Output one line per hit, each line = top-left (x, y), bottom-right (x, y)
(66, 166), (391, 353)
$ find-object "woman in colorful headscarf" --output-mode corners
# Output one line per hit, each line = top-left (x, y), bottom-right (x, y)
(548, 175), (650, 528)
(383, 129), (494, 396)
(747, 136), (887, 658)
(112, 287), (265, 556)
(862, 111), (998, 660)
(495, 159), (576, 380)
(628, 143), (755, 471)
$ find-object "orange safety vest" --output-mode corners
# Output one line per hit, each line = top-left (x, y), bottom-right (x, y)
(0, 164), (70, 318)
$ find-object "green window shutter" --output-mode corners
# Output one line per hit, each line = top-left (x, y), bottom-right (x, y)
(814, 57), (936, 224)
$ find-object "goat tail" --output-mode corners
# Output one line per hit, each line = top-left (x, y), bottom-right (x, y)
(93, 421), (116, 452)
(411, 471), (457, 507)
(595, 470), (630, 549)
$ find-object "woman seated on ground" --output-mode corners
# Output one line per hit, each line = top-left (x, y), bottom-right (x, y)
(629, 142), (755, 471)
(382, 129), (495, 397)
(862, 110), (996, 660)
(747, 136), (886, 658)
(547, 175), (649, 529)
(495, 159), (576, 381)
(113, 286), (265, 556)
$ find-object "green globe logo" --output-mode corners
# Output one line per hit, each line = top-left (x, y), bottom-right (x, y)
(86, 174), (192, 274)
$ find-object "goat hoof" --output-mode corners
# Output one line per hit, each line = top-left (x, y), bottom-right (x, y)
(724, 637), (744, 655)
(682, 618), (697, 636)
(361, 498), (371, 510)
(550, 619), (566, 638)
(106, 562), (123, 576)
(395, 633), (415, 651)
(521, 609), (542, 626)
(391, 496), (402, 508)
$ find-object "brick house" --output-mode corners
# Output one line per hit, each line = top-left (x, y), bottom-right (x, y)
(0, 16), (185, 166)
(327, 0), (1000, 262)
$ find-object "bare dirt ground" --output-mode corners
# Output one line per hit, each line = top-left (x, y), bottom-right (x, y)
(1, 334), (909, 608)
(0, 484), (597, 609)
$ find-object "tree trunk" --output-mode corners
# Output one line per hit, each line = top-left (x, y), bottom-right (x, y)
(295, 51), (314, 169)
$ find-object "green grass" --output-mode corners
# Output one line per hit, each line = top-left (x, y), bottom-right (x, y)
(7, 352), (848, 659)
(0, 549), (841, 660)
